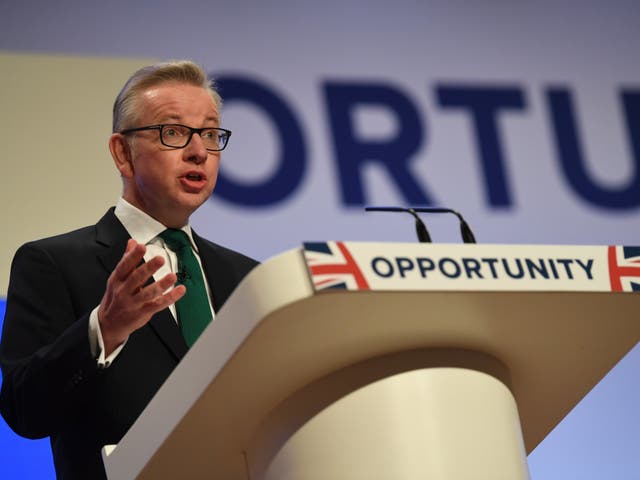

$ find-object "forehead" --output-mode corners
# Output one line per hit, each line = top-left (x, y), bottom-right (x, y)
(137, 82), (219, 123)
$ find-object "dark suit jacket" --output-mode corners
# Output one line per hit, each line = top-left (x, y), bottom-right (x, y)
(0, 209), (258, 479)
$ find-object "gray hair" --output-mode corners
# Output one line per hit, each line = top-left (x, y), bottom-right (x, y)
(112, 60), (222, 133)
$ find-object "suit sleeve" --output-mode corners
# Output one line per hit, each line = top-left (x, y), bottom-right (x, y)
(0, 242), (102, 439)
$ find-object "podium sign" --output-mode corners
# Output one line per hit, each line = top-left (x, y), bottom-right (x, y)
(302, 242), (640, 292)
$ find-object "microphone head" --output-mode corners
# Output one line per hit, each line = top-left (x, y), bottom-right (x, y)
(415, 218), (432, 243)
(460, 220), (477, 243)
(176, 267), (191, 283)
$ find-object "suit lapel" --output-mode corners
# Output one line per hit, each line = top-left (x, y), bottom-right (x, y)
(148, 311), (188, 359)
(94, 209), (188, 361)
(193, 231), (234, 313)
(95, 208), (130, 274)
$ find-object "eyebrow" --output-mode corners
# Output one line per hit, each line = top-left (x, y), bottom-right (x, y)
(159, 114), (184, 123)
(158, 114), (220, 124)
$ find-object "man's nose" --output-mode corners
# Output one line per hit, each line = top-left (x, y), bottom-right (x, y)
(184, 132), (209, 163)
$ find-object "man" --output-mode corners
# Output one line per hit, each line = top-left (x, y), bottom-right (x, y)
(0, 61), (258, 479)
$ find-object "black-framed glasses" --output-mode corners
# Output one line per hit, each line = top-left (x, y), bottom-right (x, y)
(120, 124), (232, 152)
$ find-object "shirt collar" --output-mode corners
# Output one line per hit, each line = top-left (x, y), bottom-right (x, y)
(114, 197), (198, 251)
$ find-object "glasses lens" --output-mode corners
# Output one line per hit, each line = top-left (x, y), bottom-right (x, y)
(201, 128), (229, 151)
(161, 125), (191, 148)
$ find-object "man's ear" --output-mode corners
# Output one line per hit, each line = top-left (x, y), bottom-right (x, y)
(109, 133), (134, 178)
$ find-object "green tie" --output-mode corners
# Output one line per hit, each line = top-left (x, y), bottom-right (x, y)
(159, 229), (213, 347)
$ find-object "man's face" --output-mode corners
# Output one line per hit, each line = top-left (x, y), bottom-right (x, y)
(115, 82), (221, 227)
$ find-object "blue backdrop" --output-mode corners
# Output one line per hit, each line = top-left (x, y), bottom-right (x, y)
(0, 299), (56, 478)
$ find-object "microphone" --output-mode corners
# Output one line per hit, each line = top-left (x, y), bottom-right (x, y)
(408, 208), (432, 243)
(176, 267), (191, 283)
(365, 206), (477, 243)
(364, 206), (431, 243)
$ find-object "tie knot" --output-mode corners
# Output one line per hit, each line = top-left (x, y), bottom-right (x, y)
(159, 229), (191, 251)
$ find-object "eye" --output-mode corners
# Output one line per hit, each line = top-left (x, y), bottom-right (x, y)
(164, 125), (188, 137)
(201, 129), (216, 140)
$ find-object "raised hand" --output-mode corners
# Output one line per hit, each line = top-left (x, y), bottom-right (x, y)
(98, 239), (186, 356)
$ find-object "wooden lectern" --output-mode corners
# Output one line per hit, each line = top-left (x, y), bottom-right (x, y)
(102, 243), (640, 479)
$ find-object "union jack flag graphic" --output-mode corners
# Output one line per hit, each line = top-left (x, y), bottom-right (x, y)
(303, 242), (370, 291)
(608, 246), (640, 292)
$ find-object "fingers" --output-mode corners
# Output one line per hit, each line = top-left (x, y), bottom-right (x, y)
(134, 272), (179, 303)
(125, 255), (166, 294)
(166, 284), (186, 303)
(146, 283), (186, 313)
(99, 243), (186, 347)
(135, 278), (186, 320)
(112, 239), (147, 282)
(109, 240), (167, 296)
(113, 250), (186, 310)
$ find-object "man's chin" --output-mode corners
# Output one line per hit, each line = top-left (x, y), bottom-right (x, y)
(181, 191), (213, 212)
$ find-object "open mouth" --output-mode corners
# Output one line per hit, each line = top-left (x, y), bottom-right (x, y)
(180, 171), (208, 192)
(184, 172), (205, 181)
